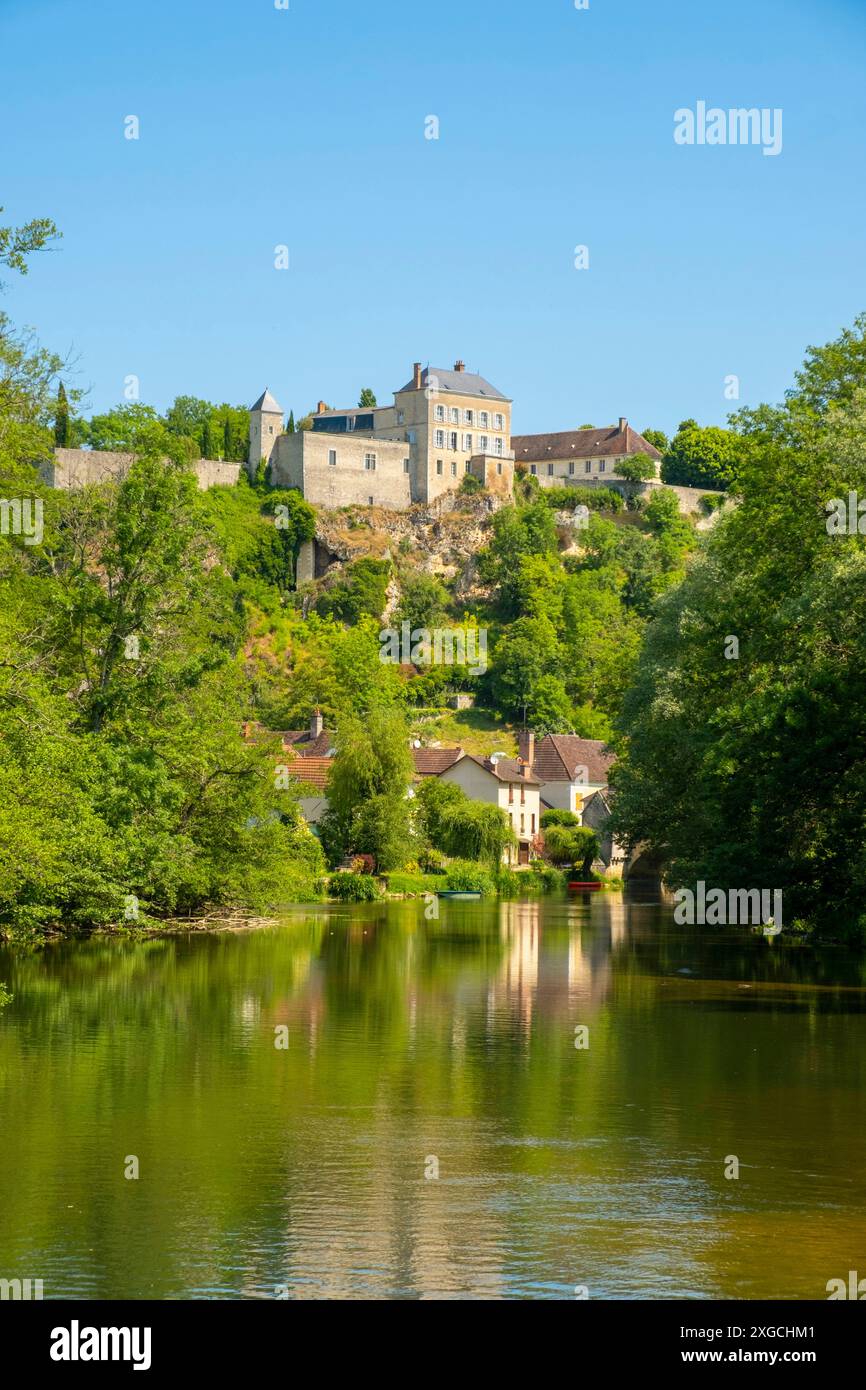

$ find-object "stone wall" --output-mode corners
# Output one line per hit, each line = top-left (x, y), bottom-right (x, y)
(532, 472), (725, 518)
(44, 449), (241, 492)
(270, 431), (413, 510)
(193, 459), (241, 490)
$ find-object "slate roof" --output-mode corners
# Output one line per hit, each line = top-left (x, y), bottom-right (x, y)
(250, 388), (284, 414)
(531, 736), (614, 786)
(279, 729), (334, 758)
(511, 423), (661, 463)
(413, 747), (463, 776)
(397, 366), (510, 402)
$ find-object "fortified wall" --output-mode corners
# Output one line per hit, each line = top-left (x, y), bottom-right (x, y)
(43, 449), (242, 491)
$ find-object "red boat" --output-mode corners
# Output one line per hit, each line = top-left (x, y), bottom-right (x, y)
(568, 881), (602, 892)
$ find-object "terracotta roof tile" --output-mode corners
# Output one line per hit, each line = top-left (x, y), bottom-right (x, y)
(413, 747), (463, 776)
(532, 736), (614, 785)
(285, 756), (333, 790)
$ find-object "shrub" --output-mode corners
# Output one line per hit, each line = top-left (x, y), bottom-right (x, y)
(540, 808), (581, 829)
(543, 485), (624, 514)
(418, 847), (447, 874)
(542, 825), (599, 873)
(444, 860), (495, 894)
(327, 872), (382, 902)
(459, 473), (484, 495)
(529, 862), (567, 891)
(698, 492), (726, 516)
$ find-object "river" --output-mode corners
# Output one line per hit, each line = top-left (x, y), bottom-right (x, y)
(1, 895), (864, 1300)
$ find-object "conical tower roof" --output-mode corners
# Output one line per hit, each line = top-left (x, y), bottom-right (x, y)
(250, 388), (283, 414)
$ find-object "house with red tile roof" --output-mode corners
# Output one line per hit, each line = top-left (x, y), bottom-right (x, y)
(518, 730), (614, 818)
(437, 752), (542, 866)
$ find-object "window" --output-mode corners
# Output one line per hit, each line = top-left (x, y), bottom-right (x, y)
(494, 437), (503, 456)
(531, 812), (535, 834)
(364, 452), (377, 470)
(479, 435), (489, 453)
(497, 462), (502, 476)
(450, 461), (457, 476)
(508, 784), (514, 805)
(450, 407), (459, 424)
(328, 449), (337, 467)
(547, 463), (554, 476)
(435, 404), (445, 422)
(407, 430), (416, 444)
(436, 459), (443, 475)
(368, 496), (374, 506)
(464, 460), (471, 472)
(568, 461), (575, 476)
(403, 457), (410, 473)
(599, 460), (606, 472)
(268, 425), (274, 434)
(520, 813), (525, 834)
(585, 460), (592, 474)
(397, 410), (405, 425)
(520, 783), (525, 806)
(465, 409), (474, 425)
(494, 413), (504, 430)
(530, 464), (537, 475)
(435, 429), (445, 448)
(480, 411), (489, 429)
(449, 431), (458, 450)
(463, 433), (472, 451)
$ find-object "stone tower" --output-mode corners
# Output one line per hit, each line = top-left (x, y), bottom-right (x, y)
(248, 389), (284, 480)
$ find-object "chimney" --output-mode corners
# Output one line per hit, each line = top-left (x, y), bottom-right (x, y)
(413, 362), (422, 389)
(619, 416), (627, 434)
(454, 359), (465, 372)
(518, 758), (531, 779)
(517, 729), (535, 767)
(317, 400), (327, 415)
(310, 708), (324, 739)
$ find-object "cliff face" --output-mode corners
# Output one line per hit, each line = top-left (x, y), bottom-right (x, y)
(310, 491), (507, 599)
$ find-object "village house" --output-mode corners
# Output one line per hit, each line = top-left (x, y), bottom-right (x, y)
(519, 731), (613, 817)
(435, 752), (542, 867)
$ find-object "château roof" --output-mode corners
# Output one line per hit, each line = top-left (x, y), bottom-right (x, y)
(511, 423), (661, 463)
(250, 388), (284, 415)
(397, 366), (510, 402)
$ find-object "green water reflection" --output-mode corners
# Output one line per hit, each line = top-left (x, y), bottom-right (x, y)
(1, 897), (865, 1300)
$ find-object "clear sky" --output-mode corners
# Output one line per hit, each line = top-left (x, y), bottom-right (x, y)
(2, 0), (865, 436)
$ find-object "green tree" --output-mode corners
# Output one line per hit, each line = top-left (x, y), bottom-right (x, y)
(0, 208), (60, 282)
(617, 451), (657, 484)
(54, 381), (69, 447)
(358, 388), (377, 407)
(661, 421), (743, 490)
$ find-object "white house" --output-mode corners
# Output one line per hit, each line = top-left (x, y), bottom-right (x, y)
(437, 753), (542, 866)
(518, 731), (614, 819)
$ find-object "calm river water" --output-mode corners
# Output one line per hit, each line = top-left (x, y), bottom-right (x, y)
(1, 896), (865, 1300)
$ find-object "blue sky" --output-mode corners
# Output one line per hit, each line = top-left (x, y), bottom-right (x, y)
(1, 0), (865, 436)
